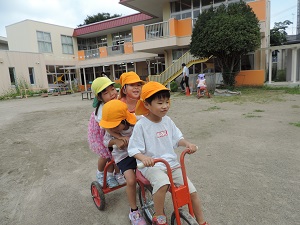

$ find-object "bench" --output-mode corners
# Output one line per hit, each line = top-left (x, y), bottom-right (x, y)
(81, 91), (93, 100)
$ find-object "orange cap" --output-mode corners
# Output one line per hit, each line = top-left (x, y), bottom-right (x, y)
(100, 100), (137, 128)
(120, 71), (144, 88)
(119, 72), (144, 98)
(135, 81), (170, 116)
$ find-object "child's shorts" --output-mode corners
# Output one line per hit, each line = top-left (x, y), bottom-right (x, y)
(144, 167), (196, 194)
(117, 156), (137, 174)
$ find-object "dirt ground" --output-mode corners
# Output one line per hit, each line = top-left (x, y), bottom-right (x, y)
(0, 91), (299, 225)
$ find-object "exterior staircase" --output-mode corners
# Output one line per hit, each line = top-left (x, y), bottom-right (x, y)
(148, 50), (211, 86)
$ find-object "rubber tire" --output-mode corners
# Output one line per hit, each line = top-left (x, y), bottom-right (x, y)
(138, 185), (154, 224)
(171, 209), (199, 225)
(91, 181), (105, 211)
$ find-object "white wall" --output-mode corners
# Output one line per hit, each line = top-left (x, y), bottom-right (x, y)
(0, 51), (48, 95)
(6, 20), (77, 59)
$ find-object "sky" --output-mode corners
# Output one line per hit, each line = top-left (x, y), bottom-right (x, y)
(0, 0), (298, 38)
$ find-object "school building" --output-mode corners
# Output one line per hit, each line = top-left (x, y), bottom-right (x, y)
(0, 0), (299, 96)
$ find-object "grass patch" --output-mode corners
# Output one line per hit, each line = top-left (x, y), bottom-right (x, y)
(203, 106), (221, 111)
(289, 121), (300, 127)
(291, 105), (300, 108)
(253, 109), (264, 112)
(212, 86), (300, 104)
(243, 113), (262, 118)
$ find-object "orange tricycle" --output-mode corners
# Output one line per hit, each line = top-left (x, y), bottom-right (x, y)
(137, 149), (199, 225)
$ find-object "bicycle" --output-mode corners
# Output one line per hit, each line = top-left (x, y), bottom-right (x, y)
(137, 149), (199, 225)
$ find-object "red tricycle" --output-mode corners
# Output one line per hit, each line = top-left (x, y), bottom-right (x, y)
(91, 149), (198, 225)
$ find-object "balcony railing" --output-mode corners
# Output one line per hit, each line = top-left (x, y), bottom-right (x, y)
(81, 44), (126, 60)
(107, 45), (125, 55)
(145, 21), (170, 40)
(85, 49), (100, 59)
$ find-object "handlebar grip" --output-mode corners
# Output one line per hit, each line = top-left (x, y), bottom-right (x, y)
(137, 163), (145, 169)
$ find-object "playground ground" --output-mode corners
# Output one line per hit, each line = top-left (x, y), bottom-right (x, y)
(0, 91), (299, 225)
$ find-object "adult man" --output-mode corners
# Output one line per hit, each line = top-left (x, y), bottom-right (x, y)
(180, 63), (190, 93)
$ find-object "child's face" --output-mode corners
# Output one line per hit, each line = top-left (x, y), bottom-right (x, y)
(123, 82), (142, 100)
(99, 85), (118, 103)
(145, 97), (170, 119)
(109, 121), (126, 133)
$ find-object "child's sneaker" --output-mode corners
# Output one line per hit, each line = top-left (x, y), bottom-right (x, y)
(129, 210), (147, 225)
(96, 173), (104, 186)
(115, 173), (126, 185)
(107, 176), (119, 188)
(152, 215), (167, 225)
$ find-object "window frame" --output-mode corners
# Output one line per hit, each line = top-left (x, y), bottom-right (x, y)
(61, 35), (74, 54)
(37, 31), (53, 53)
(9, 67), (16, 86)
(28, 67), (35, 85)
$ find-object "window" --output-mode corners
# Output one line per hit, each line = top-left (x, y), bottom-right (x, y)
(28, 67), (35, 85)
(9, 67), (16, 85)
(77, 36), (107, 51)
(61, 35), (74, 54)
(37, 31), (53, 53)
(112, 31), (132, 46)
(97, 36), (108, 47)
(241, 53), (254, 70)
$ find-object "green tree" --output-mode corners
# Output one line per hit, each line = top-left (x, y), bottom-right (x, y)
(270, 20), (292, 46)
(190, 1), (261, 87)
(78, 13), (121, 26)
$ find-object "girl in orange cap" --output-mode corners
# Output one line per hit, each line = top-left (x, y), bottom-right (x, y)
(88, 77), (126, 188)
(119, 71), (144, 114)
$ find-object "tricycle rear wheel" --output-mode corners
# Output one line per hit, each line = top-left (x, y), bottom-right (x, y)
(91, 181), (105, 211)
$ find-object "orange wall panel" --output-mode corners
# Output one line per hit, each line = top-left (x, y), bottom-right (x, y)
(235, 70), (265, 86)
(124, 42), (133, 54)
(132, 25), (145, 43)
(177, 18), (192, 37)
(248, 0), (266, 21)
(78, 50), (85, 61)
(169, 18), (177, 36)
(99, 47), (107, 58)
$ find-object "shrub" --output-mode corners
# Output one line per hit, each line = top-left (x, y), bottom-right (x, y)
(170, 81), (178, 92)
(276, 70), (286, 81)
(114, 83), (121, 89)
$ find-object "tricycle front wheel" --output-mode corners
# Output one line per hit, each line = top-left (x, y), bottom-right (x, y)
(171, 209), (198, 225)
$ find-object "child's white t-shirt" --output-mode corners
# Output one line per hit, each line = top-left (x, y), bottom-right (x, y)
(197, 79), (206, 88)
(128, 116), (183, 174)
(94, 103), (104, 122)
(103, 126), (134, 163)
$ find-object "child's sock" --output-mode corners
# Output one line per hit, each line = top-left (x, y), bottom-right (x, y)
(97, 170), (103, 176)
(131, 207), (138, 212)
(107, 172), (113, 178)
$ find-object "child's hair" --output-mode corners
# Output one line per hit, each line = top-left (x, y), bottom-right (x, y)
(145, 90), (170, 104)
(95, 84), (114, 115)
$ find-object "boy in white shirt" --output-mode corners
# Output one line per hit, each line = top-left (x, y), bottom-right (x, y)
(128, 81), (209, 225)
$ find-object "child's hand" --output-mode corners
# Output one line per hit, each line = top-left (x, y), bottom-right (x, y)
(114, 139), (126, 149)
(186, 143), (198, 154)
(118, 136), (130, 146)
(141, 156), (155, 167)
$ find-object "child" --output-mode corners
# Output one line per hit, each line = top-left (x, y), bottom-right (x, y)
(128, 81), (209, 225)
(119, 71), (144, 113)
(88, 77), (126, 188)
(100, 99), (147, 225)
(196, 74), (208, 99)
